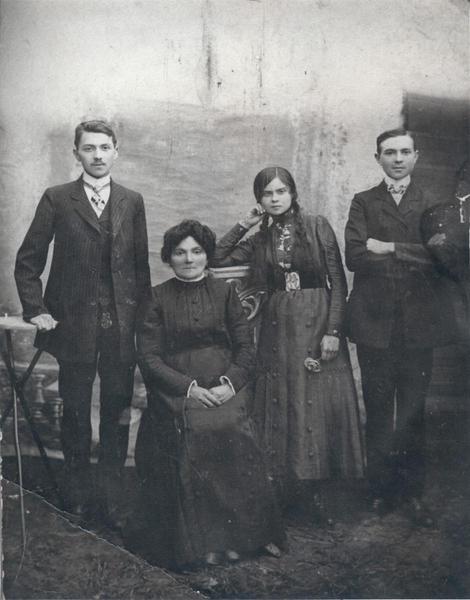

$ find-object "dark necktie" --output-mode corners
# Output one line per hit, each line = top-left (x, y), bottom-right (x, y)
(84, 181), (109, 213)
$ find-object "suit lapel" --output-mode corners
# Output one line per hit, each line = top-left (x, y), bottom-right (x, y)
(374, 181), (404, 225)
(374, 180), (416, 227)
(109, 181), (128, 238)
(397, 181), (419, 217)
(70, 177), (101, 233)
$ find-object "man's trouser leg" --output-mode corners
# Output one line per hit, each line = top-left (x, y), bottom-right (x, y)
(395, 346), (433, 501)
(58, 361), (96, 508)
(96, 325), (135, 520)
(357, 344), (398, 502)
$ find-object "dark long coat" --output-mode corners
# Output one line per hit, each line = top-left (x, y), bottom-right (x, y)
(128, 277), (284, 567)
(211, 213), (364, 482)
(15, 177), (151, 363)
(345, 180), (442, 349)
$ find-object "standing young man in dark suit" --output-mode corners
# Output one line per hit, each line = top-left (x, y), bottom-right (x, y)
(15, 120), (151, 524)
(345, 128), (440, 526)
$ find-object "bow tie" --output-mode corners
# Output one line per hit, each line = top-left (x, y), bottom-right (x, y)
(387, 183), (408, 195)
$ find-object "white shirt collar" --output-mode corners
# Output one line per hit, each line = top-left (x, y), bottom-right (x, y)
(384, 174), (411, 189)
(174, 273), (207, 283)
(82, 172), (111, 189)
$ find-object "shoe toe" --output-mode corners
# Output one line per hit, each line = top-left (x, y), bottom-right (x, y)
(205, 552), (221, 566)
(264, 542), (282, 558)
(225, 550), (240, 562)
(406, 498), (434, 527)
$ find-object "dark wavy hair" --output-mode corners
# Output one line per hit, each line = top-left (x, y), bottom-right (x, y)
(161, 219), (216, 264)
(376, 128), (417, 155)
(253, 166), (298, 204)
(74, 120), (117, 148)
(251, 167), (317, 281)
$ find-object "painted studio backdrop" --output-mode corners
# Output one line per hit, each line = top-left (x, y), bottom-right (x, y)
(0, 0), (468, 452)
(1, 0), (468, 299)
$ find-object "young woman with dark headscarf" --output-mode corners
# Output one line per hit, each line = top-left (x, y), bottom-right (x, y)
(211, 167), (364, 522)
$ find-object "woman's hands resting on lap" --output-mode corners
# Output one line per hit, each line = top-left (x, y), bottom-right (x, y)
(189, 383), (234, 408)
(208, 384), (234, 404)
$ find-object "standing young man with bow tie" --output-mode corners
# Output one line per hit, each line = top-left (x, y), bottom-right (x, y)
(345, 128), (441, 526)
(15, 120), (151, 524)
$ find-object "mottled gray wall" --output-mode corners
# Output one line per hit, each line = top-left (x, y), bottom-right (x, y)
(0, 0), (468, 306)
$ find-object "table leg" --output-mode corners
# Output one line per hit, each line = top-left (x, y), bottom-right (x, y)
(2, 331), (65, 509)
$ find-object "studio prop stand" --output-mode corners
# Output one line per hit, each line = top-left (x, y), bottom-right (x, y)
(0, 316), (64, 509)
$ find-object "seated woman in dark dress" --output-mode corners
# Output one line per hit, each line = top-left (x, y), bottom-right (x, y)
(125, 220), (284, 570)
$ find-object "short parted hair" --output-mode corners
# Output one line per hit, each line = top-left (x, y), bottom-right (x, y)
(376, 128), (417, 155)
(253, 166), (298, 204)
(74, 120), (117, 148)
(161, 220), (216, 264)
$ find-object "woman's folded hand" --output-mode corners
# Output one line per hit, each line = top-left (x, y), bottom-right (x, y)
(189, 385), (222, 408)
(209, 383), (235, 404)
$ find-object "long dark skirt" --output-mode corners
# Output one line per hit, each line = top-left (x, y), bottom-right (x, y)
(125, 386), (285, 569)
(254, 288), (365, 483)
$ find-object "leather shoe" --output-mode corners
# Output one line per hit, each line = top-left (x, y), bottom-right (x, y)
(205, 552), (221, 566)
(225, 550), (240, 562)
(312, 492), (335, 526)
(371, 497), (391, 517)
(104, 508), (126, 530)
(263, 542), (282, 558)
(403, 497), (434, 528)
(66, 503), (87, 517)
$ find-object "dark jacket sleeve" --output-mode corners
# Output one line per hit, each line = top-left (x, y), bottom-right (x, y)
(221, 282), (255, 391)
(14, 191), (55, 320)
(133, 194), (151, 304)
(345, 193), (434, 273)
(137, 288), (194, 397)
(316, 216), (348, 335)
(394, 239), (435, 266)
(211, 223), (257, 267)
(345, 194), (393, 274)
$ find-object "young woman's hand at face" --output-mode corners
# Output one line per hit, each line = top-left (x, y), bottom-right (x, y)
(239, 204), (265, 229)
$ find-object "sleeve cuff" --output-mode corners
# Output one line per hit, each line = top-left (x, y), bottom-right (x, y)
(220, 375), (236, 395)
(186, 380), (198, 397)
(326, 329), (340, 338)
